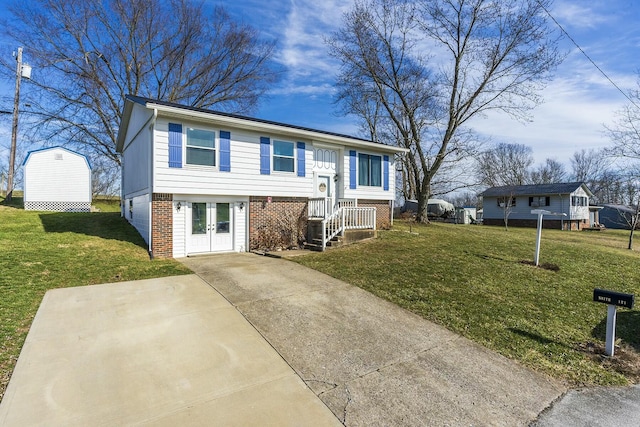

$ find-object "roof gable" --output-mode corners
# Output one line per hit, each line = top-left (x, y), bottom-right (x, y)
(480, 182), (592, 198)
(22, 146), (92, 170)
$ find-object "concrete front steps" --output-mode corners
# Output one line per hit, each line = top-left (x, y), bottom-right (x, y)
(304, 229), (377, 252)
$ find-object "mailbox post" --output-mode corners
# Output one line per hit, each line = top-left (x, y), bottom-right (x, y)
(531, 210), (567, 266)
(593, 288), (635, 357)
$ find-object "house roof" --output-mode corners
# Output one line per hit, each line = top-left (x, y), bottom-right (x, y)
(22, 146), (92, 169)
(116, 95), (408, 154)
(480, 182), (592, 198)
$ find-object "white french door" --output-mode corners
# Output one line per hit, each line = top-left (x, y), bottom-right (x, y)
(189, 202), (233, 254)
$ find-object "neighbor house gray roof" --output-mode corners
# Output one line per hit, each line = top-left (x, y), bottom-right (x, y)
(480, 182), (592, 198)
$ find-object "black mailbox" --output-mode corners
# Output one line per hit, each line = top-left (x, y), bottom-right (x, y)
(593, 288), (634, 309)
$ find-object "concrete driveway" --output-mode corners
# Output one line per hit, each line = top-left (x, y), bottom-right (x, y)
(0, 275), (340, 426)
(182, 253), (567, 426)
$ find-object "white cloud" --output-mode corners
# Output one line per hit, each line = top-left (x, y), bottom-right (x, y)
(552, 1), (613, 30)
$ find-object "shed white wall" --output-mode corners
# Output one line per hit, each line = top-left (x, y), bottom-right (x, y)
(24, 148), (91, 203)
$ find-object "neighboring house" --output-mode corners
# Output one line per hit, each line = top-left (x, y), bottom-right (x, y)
(22, 146), (92, 212)
(599, 204), (640, 229)
(116, 95), (406, 258)
(479, 182), (593, 230)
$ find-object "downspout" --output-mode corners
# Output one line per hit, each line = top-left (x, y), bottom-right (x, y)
(147, 108), (158, 257)
(559, 194), (564, 230)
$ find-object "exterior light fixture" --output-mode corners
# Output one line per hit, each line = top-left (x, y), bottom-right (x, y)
(239, 202), (245, 211)
(176, 201), (181, 212)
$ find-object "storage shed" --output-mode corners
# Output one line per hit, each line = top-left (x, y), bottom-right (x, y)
(23, 147), (92, 212)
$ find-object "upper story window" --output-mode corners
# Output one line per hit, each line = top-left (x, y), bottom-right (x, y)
(571, 196), (587, 207)
(273, 140), (294, 172)
(186, 127), (216, 166)
(358, 153), (382, 187)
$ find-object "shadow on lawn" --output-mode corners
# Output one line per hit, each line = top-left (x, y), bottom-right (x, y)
(509, 327), (571, 349)
(592, 310), (640, 351)
(39, 212), (148, 250)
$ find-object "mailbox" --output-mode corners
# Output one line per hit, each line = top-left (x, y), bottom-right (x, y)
(593, 288), (634, 309)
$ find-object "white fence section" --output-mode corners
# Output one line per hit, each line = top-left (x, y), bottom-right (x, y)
(308, 197), (332, 219)
(321, 206), (376, 251)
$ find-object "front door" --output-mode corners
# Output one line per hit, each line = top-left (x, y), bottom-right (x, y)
(189, 202), (233, 254)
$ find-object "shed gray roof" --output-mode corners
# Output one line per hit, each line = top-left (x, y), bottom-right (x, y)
(480, 182), (592, 197)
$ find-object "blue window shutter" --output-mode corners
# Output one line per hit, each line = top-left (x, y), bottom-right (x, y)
(349, 150), (357, 189)
(297, 142), (305, 177)
(168, 123), (182, 168)
(260, 137), (270, 175)
(383, 155), (389, 191)
(220, 130), (231, 172)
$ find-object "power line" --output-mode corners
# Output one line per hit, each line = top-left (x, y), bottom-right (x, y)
(537, 0), (640, 111)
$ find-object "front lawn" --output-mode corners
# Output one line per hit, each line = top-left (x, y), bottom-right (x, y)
(296, 221), (640, 386)
(0, 201), (191, 401)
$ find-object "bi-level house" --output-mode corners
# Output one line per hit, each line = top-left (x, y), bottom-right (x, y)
(116, 95), (406, 258)
(480, 182), (593, 230)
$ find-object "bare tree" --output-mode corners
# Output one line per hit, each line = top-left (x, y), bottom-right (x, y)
(476, 142), (534, 187)
(327, 0), (562, 222)
(530, 158), (567, 184)
(569, 148), (617, 204)
(1, 0), (279, 177)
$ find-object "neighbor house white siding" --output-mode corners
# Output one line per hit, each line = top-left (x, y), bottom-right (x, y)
(23, 147), (92, 211)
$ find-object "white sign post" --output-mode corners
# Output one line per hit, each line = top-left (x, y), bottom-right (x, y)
(531, 209), (567, 266)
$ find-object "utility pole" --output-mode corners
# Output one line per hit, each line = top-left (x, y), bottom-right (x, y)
(6, 47), (22, 202)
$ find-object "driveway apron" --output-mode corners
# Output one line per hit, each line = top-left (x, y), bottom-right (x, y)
(0, 274), (340, 426)
(181, 253), (567, 426)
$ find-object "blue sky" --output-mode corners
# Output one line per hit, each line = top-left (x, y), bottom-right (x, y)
(1, 0), (639, 173)
(221, 0), (640, 167)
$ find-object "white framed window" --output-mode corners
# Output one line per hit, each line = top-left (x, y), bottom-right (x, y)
(358, 153), (382, 187)
(273, 140), (295, 173)
(186, 127), (216, 166)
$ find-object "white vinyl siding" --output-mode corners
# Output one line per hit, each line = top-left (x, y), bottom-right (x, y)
(121, 104), (153, 196)
(126, 193), (150, 245)
(23, 147), (91, 210)
(154, 119), (313, 197)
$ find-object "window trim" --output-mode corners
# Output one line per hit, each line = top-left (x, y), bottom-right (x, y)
(185, 126), (217, 168)
(358, 152), (382, 187)
(272, 139), (296, 174)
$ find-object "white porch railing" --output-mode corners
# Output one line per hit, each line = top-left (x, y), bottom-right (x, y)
(321, 206), (376, 251)
(308, 197), (333, 218)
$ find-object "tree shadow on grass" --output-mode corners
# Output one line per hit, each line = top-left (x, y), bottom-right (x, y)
(508, 327), (571, 349)
(592, 310), (640, 351)
(39, 212), (148, 250)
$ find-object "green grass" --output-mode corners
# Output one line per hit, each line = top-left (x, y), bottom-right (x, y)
(295, 221), (640, 386)
(0, 201), (191, 400)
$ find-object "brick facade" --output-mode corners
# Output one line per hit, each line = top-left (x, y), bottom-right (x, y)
(358, 199), (393, 230)
(151, 193), (173, 258)
(249, 197), (308, 250)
